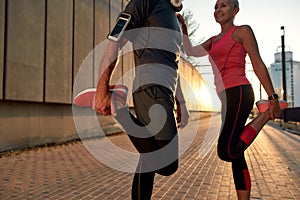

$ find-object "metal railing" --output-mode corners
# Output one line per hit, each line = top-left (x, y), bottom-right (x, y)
(280, 107), (300, 122)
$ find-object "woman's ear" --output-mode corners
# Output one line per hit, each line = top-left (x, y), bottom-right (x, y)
(233, 7), (240, 16)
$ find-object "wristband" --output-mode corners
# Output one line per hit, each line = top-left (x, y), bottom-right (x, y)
(268, 94), (279, 100)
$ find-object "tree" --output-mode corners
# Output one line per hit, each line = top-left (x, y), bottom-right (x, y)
(182, 9), (199, 40)
(181, 9), (203, 66)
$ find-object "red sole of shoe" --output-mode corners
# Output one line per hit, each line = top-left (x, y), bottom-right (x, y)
(73, 88), (96, 107)
(73, 86), (128, 107)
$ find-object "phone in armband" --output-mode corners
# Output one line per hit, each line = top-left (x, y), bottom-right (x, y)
(108, 13), (131, 42)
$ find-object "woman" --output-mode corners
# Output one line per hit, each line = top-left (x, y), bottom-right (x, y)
(178, 0), (285, 199)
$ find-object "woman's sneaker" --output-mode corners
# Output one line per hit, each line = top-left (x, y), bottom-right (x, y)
(256, 100), (288, 113)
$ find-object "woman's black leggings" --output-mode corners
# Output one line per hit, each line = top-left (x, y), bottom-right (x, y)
(218, 85), (255, 190)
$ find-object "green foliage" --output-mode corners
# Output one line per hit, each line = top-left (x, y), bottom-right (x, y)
(182, 9), (199, 40)
(181, 9), (203, 66)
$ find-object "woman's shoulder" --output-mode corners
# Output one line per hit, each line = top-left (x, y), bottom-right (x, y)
(233, 25), (255, 42)
(201, 36), (215, 51)
(235, 25), (254, 35)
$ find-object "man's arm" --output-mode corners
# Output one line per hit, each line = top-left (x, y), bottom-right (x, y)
(175, 76), (189, 128)
(94, 38), (128, 115)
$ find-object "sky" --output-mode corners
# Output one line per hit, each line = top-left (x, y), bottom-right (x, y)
(182, 0), (300, 66)
(182, 0), (300, 107)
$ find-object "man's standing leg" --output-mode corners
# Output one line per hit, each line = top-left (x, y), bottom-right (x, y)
(131, 86), (179, 199)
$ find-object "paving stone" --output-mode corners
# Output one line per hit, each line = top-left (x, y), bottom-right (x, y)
(0, 116), (299, 199)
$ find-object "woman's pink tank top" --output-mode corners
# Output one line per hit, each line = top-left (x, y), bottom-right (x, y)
(209, 26), (250, 93)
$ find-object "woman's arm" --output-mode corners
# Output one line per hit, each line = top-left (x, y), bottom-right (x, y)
(177, 14), (211, 57)
(234, 25), (280, 118)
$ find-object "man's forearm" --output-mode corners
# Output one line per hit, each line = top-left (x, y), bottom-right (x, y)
(97, 41), (120, 91)
(175, 76), (186, 104)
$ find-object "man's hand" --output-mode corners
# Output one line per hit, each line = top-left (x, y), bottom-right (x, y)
(93, 39), (127, 116)
(176, 102), (189, 129)
(94, 86), (111, 116)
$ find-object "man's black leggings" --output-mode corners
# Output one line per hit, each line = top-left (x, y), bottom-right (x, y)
(217, 85), (254, 190)
(115, 85), (179, 200)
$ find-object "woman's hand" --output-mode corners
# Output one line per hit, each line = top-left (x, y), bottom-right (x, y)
(267, 99), (281, 120)
(176, 13), (184, 24)
(176, 13), (188, 35)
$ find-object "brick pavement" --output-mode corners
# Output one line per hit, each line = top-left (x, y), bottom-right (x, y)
(0, 115), (299, 200)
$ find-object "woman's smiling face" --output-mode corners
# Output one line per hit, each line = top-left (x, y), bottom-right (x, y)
(214, 0), (239, 24)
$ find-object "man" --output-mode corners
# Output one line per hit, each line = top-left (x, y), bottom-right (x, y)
(94, 0), (189, 199)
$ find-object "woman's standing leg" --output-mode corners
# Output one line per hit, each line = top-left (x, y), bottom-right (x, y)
(217, 85), (254, 160)
(217, 85), (254, 200)
(232, 154), (251, 200)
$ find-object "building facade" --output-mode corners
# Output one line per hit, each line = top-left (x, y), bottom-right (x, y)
(269, 51), (300, 107)
(0, 0), (211, 152)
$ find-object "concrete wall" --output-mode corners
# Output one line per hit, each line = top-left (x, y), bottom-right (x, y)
(0, 0), (4, 100)
(0, 0), (210, 152)
(0, 101), (77, 151)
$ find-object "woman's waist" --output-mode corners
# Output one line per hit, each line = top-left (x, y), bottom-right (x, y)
(215, 76), (250, 93)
